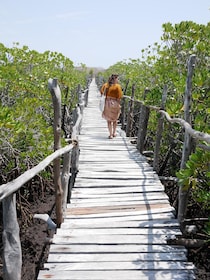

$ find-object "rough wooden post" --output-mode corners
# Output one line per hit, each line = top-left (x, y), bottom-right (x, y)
(120, 97), (126, 130)
(67, 143), (79, 202)
(120, 79), (129, 130)
(61, 152), (71, 212)
(67, 105), (81, 202)
(48, 78), (63, 227)
(77, 84), (81, 104)
(2, 194), (22, 280)
(178, 54), (196, 225)
(84, 88), (89, 107)
(153, 85), (168, 172)
(136, 104), (150, 153)
(123, 79), (129, 95)
(126, 84), (135, 137)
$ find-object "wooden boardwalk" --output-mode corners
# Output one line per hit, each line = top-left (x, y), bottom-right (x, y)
(38, 79), (195, 280)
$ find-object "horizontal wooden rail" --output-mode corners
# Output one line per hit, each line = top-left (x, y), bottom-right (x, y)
(159, 110), (210, 144)
(0, 143), (75, 202)
(122, 96), (210, 145)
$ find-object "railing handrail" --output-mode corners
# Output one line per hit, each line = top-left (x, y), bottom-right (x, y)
(0, 143), (75, 202)
(122, 95), (210, 145)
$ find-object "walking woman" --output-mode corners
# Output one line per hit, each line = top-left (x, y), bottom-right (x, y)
(100, 74), (123, 139)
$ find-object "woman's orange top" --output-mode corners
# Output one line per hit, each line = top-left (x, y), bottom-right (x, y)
(100, 82), (123, 99)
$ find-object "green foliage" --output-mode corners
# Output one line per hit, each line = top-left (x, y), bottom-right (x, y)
(176, 148), (210, 211)
(0, 42), (88, 183)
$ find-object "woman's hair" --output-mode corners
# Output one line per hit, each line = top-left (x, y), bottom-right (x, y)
(108, 74), (119, 86)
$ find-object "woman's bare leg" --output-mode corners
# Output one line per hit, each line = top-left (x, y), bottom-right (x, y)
(113, 121), (117, 137)
(107, 121), (113, 138)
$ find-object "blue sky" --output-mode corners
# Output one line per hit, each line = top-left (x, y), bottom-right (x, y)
(0, 0), (209, 68)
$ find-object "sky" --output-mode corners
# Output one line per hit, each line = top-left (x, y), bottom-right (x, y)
(0, 0), (209, 69)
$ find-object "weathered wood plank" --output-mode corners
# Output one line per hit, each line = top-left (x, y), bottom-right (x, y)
(61, 219), (180, 229)
(56, 227), (181, 236)
(70, 192), (169, 202)
(68, 199), (170, 208)
(76, 172), (157, 179)
(43, 261), (194, 271)
(52, 234), (170, 244)
(74, 178), (164, 187)
(48, 244), (187, 254)
(66, 204), (175, 214)
(64, 212), (175, 223)
(76, 163), (151, 170)
(47, 252), (187, 263)
(38, 270), (195, 280)
(72, 185), (164, 193)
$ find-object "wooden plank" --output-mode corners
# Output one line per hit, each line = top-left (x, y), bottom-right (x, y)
(78, 158), (152, 164)
(48, 244), (187, 254)
(56, 227), (181, 236)
(72, 185), (165, 193)
(76, 164), (151, 171)
(68, 199), (170, 208)
(70, 192), (169, 202)
(74, 179), (164, 187)
(71, 191), (165, 199)
(38, 270), (195, 280)
(64, 213), (175, 223)
(76, 172), (157, 179)
(65, 204), (175, 219)
(47, 252), (187, 262)
(52, 234), (170, 244)
(43, 261), (194, 271)
(65, 206), (175, 215)
(61, 219), (180, 229)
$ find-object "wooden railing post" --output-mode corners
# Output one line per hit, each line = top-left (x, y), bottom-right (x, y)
(61, 152), (71, 212)
(48, 78), (63, 227)
(153, 85), (168, 172)
(120, 97), (126, 130)
(67, 105), (82, 202)
(84, 88), (89, 107)
(178, 54), (196, 226)
(77, 84), (81, 104)
(67, 143), (79, 202)
(126, 83), (135, 137)
(2, 194), (22, 280)
(136, 104), (150, 153)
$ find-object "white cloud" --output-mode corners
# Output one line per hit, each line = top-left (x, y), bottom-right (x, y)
(55, 11), (90, 20)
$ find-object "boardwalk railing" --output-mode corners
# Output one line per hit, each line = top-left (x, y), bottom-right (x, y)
(119, 55), (210, 229)
(0, 78), (88, 280)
